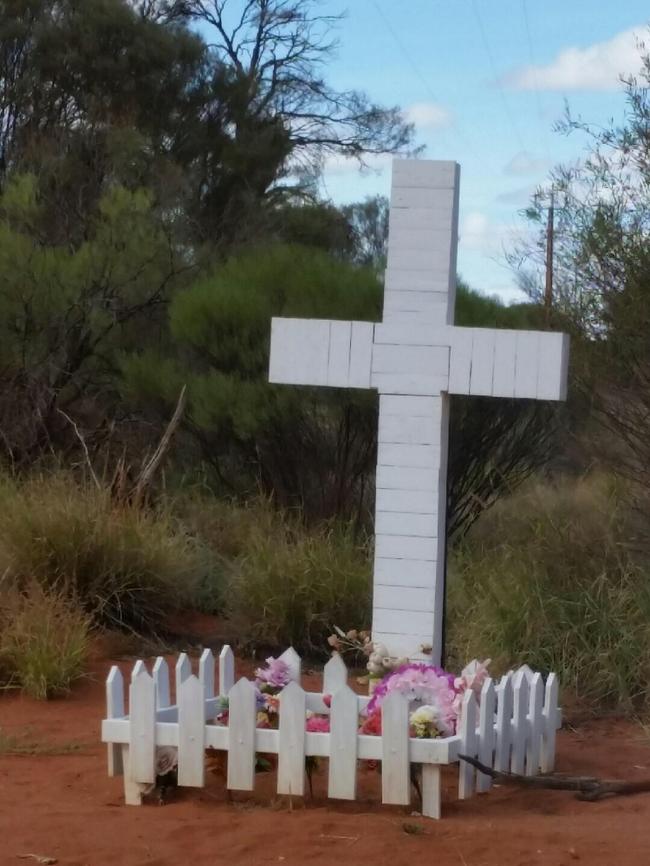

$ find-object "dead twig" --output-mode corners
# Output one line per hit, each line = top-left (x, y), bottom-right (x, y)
(459, 754), (650, 800)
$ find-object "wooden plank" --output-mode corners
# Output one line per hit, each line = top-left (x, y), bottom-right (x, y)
(537, 332), (570, 400)
(106, 666), (124, 777)
(219, 645), (235, 696)
(374, 557), (435, 587)
(378, 411), (439, 446)
(152, 658), (170, 710)
(384, 289), (448, 313)
(323, 654), (348, 695)
(388, 227), (454, 252)
(348, 321), (374, 389)
(268, 317), (330, 387)
(373, 585), (435, 612)
(372, 344), (449, 376)
(392, 159), (458, 189)
(458, 690), (478, 799)
(375, 534), (438, 560)
(541, 673), (559, 772)
(492, 329), (517, 398)
(389, 205), (458, 232)
(178, 675), (205, 787)
(494, 674), (513, 772)
(384, 268), (449, 292)
(378, 443), (440, 469)
(277, 681), (307, 796)
(227, 678), (257, 791)
(380, 394), (443, 420)
(279, 647), (302, 683)
(374, 323), (450, 347)
(199, 649), (215, 699)
(514, 331), (541, 399)
(421, 765), (442, 819)
(327, 685), (358, 800)
(327, 320), (352, 387)
(376, 487), (437, 514)
(469, 329), (496, 397)
(371, 371), (448, 396)
(175, 652), (191, 703)
(477, 679), (496, 792)
(381, 690), (411, 805)
(376, 465), (439, 491)
(391, 185), (455, 210)
(120, 745), (142, 805)
(448, 327), (473, 394)
(511, 671), (529, 774)
(373, 607), (438, 635)
(375, 511), (438, 537)
(527, 672), (544, 775)
(128, 666), (156, 785)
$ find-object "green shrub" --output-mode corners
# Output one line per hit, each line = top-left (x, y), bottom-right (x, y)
(0, 583), (90, 699)
(447, 475), (650, 711)
(0, 474), (211, 633)
(224, 515), (371, 655)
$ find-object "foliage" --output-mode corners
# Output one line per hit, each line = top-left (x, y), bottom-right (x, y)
(0, 474), (210, 633)
(447, 475), (650, 712)
(0, 582), (90, 699)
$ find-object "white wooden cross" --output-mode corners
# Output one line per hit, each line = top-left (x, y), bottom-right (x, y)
(268, 159), (569, 665)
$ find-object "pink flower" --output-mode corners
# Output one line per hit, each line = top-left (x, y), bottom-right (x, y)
(255, 656), (291, 689)
(364, 663), (458, 736)
(306, 715), (330, 733)
(454, 659), (491, 699)
(323, 694), (332, 708)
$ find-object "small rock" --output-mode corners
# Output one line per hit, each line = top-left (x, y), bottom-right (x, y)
(568, 847), (580, 860)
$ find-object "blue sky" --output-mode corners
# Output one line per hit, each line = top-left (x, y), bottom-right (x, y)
(317, 0), (649, 301)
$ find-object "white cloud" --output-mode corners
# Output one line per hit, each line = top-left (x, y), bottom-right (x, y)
(404, 101), (452, 130)
(460, 211), (526, 255)
(504, 151), (552, 176)
(503, 26), (647, 91)
(322, 151), (393, 177)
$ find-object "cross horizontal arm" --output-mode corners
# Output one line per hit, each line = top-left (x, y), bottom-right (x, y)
(269, 317), (374, 389)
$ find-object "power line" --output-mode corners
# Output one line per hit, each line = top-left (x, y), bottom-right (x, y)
(471, 0), (528, 155)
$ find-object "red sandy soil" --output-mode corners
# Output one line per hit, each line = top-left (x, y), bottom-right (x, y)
(1, 651), (650, 866)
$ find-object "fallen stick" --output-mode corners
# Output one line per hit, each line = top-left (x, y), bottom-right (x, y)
(458, 754), (650, 800)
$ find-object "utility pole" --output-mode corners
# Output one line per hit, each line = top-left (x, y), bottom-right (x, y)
(544, 189), (555, 325)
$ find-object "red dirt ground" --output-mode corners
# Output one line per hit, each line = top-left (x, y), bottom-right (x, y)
(1, 653), (650, 866)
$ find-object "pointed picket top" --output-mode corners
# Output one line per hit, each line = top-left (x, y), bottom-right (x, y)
(106, 665), (125, 777)
(279, 647), (302, 683)
(328, 684), (358, 801)
(517, 664), (535, 684)
(175, 652), (192, 701)
(458, 689), (478, 800)
(476, 678), (496, 793)
(323, 653), (347, 695)
(219, 645), (235, 696)
(128, 665), (156, 784)
(526, 672), (544, 775)
(278, 680), (307, 796)
(227, 677), (257, 791)
(199, 648), (215, 701)
(511, 669), (530, 775)
(131, 659), (147, 681)
(541, 672), (560, 772)
(152, 657), (170, 709)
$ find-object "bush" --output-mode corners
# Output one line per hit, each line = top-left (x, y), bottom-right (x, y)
(223, 512), (371, 655)
(446, 475), (650, 712)
(0, 474), (211, 633)
(0, 583), (90, 699)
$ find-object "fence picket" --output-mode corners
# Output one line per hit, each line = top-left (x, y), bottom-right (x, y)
(477, 679), (496, 792)
(153, 658), (170, 709)
(278, 681), (306, 796)
(526, 673), (544, 775)
(421, 765), (442, 819)
(541, 673), (559, 772)
(510, 671), (529, 775)
(199, 649), (215, 713)
(279, 647), (302, 683)
(458, 690), (477, 799)
(323, 653), (348, 695)
(327, 685), (358, 800)
(227, 678), (257, 791)
(128, 665), (156, 784)
(178, 675), (205, 787)
(219, 645), (235, 696)
(175, 652), (191, 703)
(494, 674), (513, 772)
(381, 691), (410, 805)
(106, 666), (124, 776)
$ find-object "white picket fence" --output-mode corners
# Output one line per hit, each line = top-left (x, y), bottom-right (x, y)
(101, 647), (561, 819)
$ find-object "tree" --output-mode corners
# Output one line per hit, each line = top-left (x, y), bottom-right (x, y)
(342, 195), (389, 270)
